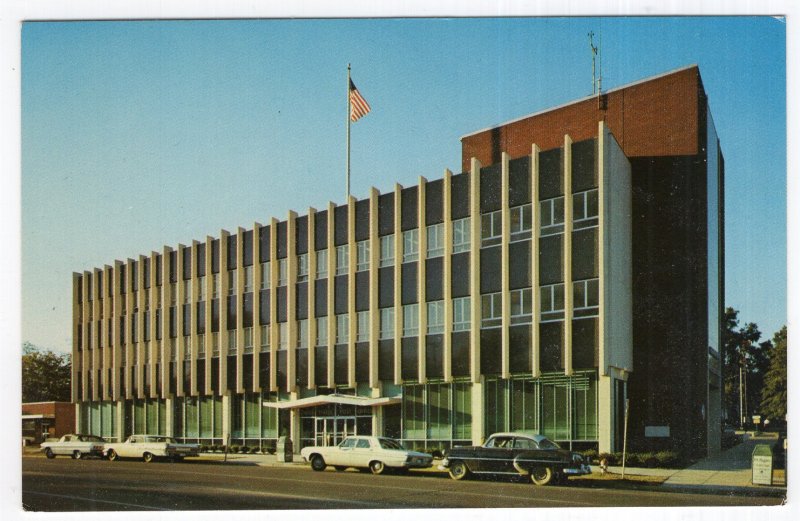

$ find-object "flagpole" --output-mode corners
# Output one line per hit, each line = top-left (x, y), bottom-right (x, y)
(346, 63), (351, 200)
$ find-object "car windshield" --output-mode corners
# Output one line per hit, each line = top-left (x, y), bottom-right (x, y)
(378, 438), (406, 450)
(537, 437), (561, 450)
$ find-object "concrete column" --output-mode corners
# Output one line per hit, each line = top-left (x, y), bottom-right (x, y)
(74, 403), (82, 436)
(165, 396), (174, 438)
(326, 204), (336, 388)
(307, 210), (317, 389)
(113, 262), (123, 399)
(563, 135), (574, 376)
(219, 231), (229, 392)
(597, 375), (613, 453)
(471, 377), (485, 445)
(368, 189), (380, 389)
(205, 237), (214, 395)
(417, 176), (427, 383)
(347, 195), (357, 387)
(287, 212), (298, 392)
(116, 400), (125, 441)
(500, 153), (511, 379)
(530, 145), (541, 377)
(469, 158), (482, 383)
(289, 392), (301, 453)
(222, 393), (232, 443)
(148, 253), (158, 400)
(392, 185), (403, 385)
(161, 247), (172, 399)
(92, 269), (101, 402)
(190, 242), (199, 396)
(136, 254), (146, 400)
(236, 228), (245, 394)
(72, 273), (81, 403)
(252, 225), (262, 394)
(269, 219), (279, 391)
(124, 260), (133, 400)
(175, 247), (186, 398)
(442, 169), (453, 382)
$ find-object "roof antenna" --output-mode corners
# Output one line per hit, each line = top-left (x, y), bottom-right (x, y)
(588, 31), (599, 95)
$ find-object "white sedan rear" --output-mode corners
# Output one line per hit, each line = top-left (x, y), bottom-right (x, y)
(301, 436), (432, 475)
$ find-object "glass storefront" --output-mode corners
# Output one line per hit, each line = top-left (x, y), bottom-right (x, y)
(299, 403), (373, 449)
(401, 381), (472, 452)
(229, 391), (278, 448)
(80, 401), (118, 440)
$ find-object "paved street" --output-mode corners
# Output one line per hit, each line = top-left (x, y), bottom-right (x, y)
(21, 457), (783, 511)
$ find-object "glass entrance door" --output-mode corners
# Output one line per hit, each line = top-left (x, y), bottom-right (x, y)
(315, 417), (356, 446)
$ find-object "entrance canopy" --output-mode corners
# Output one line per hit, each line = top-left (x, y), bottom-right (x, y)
(262, 394), (401, 410)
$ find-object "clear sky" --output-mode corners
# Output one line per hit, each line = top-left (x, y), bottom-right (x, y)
(19, 16), (786, 354)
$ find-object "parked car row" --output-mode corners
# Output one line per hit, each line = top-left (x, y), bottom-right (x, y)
(299, 432), (590, 486)
(39, 434), (201, 463)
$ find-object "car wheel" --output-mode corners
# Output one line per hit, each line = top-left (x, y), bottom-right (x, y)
(142, 452), (154, 463)
(530, 467), (554, 486)
(45, 448), (55, 459)
(448, 460), (470, 481)
(107, 449), (118, 461)
(334, 466), (347, 472)
(369, 461), (386, 475)
(310, 455), (327, 471)
(72, 450), (82, 460)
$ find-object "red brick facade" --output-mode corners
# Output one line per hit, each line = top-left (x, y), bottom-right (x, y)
(461, 65), (701, 169)
(22, 401), (75, 440)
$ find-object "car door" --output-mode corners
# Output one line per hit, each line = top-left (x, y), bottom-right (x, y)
(329, 437), (356, 466)
(352, 438), (374, 467)
(56, 435), (72, 455)
(473, 436), (514, 473)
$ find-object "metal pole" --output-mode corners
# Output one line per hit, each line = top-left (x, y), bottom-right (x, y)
(739, 363), (744, 428)
(346, 63), (351, 200)
(621, 398), (629, 479)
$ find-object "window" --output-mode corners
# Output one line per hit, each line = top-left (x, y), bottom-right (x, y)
(212, 274), (220, 299)
(427, 301), (444, 334)
(356, 311), (369, 342)
(197, 334), (206, 357)
(509, 204), (532, 241)
(316, 316), (328, 346)
(260, 262), (270, 290)
(510, 288), (533, 324)
(540, 196), (565, 236)
(316, 250), (328, 279)
(573, 189), (599, 230)
(452, 297), (471, 331)
(481, 210), (502, 246)
(298, 319), (309, 348)
(278, 322), (288, 350)
(297, 253), (309, 282)
(452, 217), (471, 253)
(244, 266), (253, 293)
(211, 333), (219, 357)
(277, 259), (288, 286)
(380, 308), (394, 339)
(197, 276), (206, 301)
(540, 283), (565, 322)
(379, 235), (394, 267)
(356, 240), (370, 271)
(260, 325), (269, 350)
(481, 292), (502, 328)
(336, 314), (349, 344)
(227, 330), (236, 354)
(402, 229), (418, 262)
(574, 278), (600, 317)
(170, 282), (177, 304)
(170, 338), (177, 361)
(402, 304), (419, 337)
(227, 271), (236, 295)
(244, 327), (253, 353)
(336, 245), (349, 275)
(183, 280), (191, 303)
(426, 223), (444, 258)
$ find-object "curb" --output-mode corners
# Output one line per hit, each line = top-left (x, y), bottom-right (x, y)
(661, 482), (788, 499)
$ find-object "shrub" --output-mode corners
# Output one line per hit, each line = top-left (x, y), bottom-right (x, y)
(240, 446), (251, 454)
(654, 451), (680, 467)
(199, 444), (210, 453)
(230, 445), (241, 454)
(598, 452), (616, 466)
(581, 449), (598, 463)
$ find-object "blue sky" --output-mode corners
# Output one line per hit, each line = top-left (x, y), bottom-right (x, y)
(20, 16), (786, 353)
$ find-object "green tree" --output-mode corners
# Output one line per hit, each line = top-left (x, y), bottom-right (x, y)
(760, 326), (787, 420)
(21, 342), (71, 402)
(721, 308), (769, 425)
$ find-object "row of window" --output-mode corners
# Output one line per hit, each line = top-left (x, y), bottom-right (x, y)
(80, 190), (600, 305)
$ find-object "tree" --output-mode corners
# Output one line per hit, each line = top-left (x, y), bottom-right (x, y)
(721, 308), (771, 425)
(21, 342), (71, 403)
(760, 326), (787, 421)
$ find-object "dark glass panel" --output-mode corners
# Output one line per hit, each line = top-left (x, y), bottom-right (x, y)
(401, 338), (418, 381)
(539, 147), (563, 200)
(509, 240), (532, 290)
(401, 263), (417, 304)
(571, 138), (597, 192)
(572, 317), (598, 369)
(539, 234), (563, 286)
(539, 321), (564, 372)
(425, 179), (443, 224)
(379, 267), (394, 308)
(480, 163), (501, 213)
(480, 246), (502, 294)
(401, 186), (418, 231)
(509, 156), (531, 207)
(355, 199), (370, 241)
(480, 329), (501, 376)
(426, 257), (443, 301)
(378, 193), (394, 236)
(355, 272), (369, 312)
(450, 172), (470, 220)
(425, 335), (443, 378)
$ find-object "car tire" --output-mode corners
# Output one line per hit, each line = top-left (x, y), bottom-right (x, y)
(45, 448), (55, 459)
(530, 467), (554, 486)
(142, 452), (154, 463)
(448, 460), (470, 481)
(310, 455), (327, 471)
(107, 449), (118, 461)
(369, 461), (386, 475)
(72, 450), (82, 460)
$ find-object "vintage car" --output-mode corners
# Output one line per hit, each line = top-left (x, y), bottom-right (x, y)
(440, 432), (590, 485)
(103, 435), (201, 463)
(40, 434), (106, 460)
(300, 435), (433, 475)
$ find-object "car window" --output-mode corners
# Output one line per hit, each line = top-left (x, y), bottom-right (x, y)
(340, 438), (356, 448)
(356, 439), (371, 449)
(513, 438), (537, 449)
(487, 436), (512, 448)
(378, 438), (405, 450)
(537, 438), (560, 450)
(64, 436), (72, 442)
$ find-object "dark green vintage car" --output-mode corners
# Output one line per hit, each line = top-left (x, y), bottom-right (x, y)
(440, 432), (590, 485)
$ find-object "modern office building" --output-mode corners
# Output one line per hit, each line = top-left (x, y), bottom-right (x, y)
(72, 64), (723, 458)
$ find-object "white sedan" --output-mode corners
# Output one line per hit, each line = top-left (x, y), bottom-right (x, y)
(300, 436), (433, 475)
(40, 434), (106, 460)
(104, 435), (201, 462)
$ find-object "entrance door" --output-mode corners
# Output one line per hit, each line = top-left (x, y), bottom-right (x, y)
(315, 417), (356, 446)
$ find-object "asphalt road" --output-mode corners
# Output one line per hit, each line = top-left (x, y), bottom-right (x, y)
(21, 458), (782, 511)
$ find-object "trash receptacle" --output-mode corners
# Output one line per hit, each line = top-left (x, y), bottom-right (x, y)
(752, 444), (773, 485)
(277, 435), (293, 463)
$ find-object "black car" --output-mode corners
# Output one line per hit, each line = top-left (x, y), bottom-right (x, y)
(440, 432), (590, 485)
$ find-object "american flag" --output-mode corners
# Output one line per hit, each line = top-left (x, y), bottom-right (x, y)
(349, 79), (371, 122)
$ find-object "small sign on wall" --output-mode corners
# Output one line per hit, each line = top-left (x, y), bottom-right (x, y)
(644, 425), (670, 438)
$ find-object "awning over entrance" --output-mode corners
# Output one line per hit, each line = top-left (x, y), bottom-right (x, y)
(22, 414), (55, 420)
(262, 394), (401, 410)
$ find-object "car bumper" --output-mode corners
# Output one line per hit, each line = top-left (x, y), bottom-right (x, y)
(562, 464), (592, 475)
(401, 459), (433, 469)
